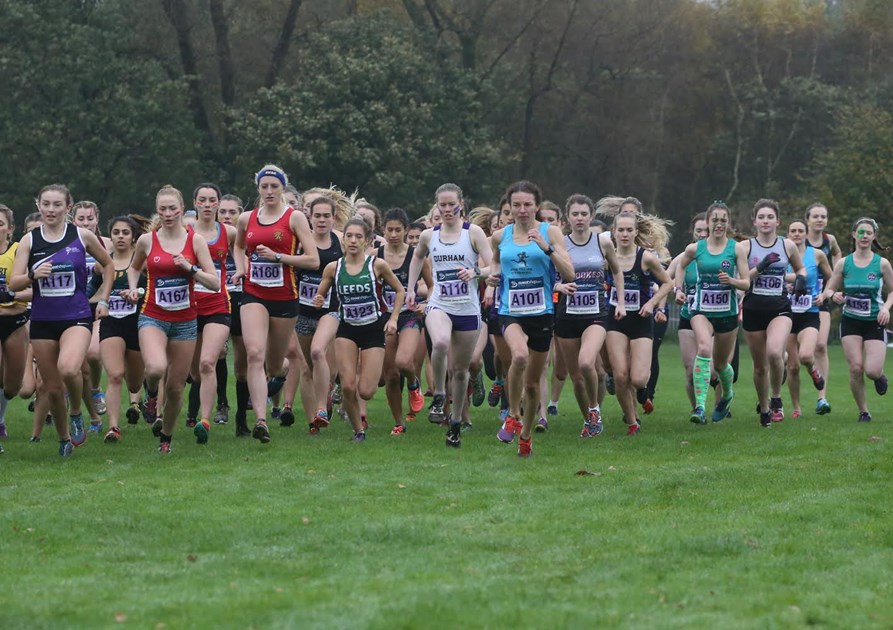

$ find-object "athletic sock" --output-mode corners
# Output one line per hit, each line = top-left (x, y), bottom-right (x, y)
(693, 355), (712, 409)
(0, 387), (7, 423)
(718, 363), (735, 400)
(188, 380), (200, 418)
(236, 380), (249, 413)
(216, 358), (228, 407)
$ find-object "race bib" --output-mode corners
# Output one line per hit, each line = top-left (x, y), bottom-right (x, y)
(566, 287), (600, 316)
(299, 274), (330, 308)
(844, 296), (871, 317)
(250, 260), (283, 288)
(39, 263), (76, 298)
(383, 288), (406, 313)
(436, 269), (471, 304)
(698, 288), (732, 313)
(342, 300), (378, 325)
(508, 278), (546, 315)
(194, 269), (222, 294)
(108, 295), (137, 319)
(609, 287), (641, 310)
(155, 277), (190, 311)
(790, 294), (813, 313)
(753, 274), (783, 296)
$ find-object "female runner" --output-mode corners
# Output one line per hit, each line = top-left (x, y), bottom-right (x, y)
(187, 183), (236, 444)
(742, 199), (806, 426)
(553, 194), (625, 438)
(94, 215), (149, 442)
(123, 185), (219, 452)
(672, 202), (751, 424)
(231, 165), (318, 443)
(604, 208), (672, 435)
(819, 218), (892, 422)
(805, 203), (842, 415)
(378, 208), (432, 434)
(784, 219), (832, 418)
(313, 218), (404, 440)
(10, 184), (113, 456)
(488, 181), (574, 457)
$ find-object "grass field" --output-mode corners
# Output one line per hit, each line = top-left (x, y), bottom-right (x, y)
(1, 342), (892, 629)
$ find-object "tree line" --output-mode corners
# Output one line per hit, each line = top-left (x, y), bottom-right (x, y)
(1, 0), (891, 251)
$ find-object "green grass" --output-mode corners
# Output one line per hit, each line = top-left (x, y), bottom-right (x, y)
(2, 343), (893, 628)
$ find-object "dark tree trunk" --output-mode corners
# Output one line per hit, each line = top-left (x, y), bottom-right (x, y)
(265, 0), (303, 88)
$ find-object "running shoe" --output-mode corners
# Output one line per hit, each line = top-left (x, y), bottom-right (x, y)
(759, 411), (772, 428)
(215, 405), (229, 425)
(0, 422), (7, 439)
(791, 409), (802, 418)
(70, 414), (86, 446)
(252, 420), (271, 443)
(390, 425), (406, 436)
(499, 408), (509, 422)
(29, 436), (40, 443)
(28, 397), (35, 412)
(875, 374), (888, 396)
(235, 413), (252, 438)
(312, 409), (329, 430)
(126, 403), (141, 425)
(689, 406), (706, 425)
(144, 395), (158, 423)
(445, 421), (461, 448)
(92, 390), (107, 415)
(88, 421), (102, 434)
(815, 398), (831, 415)
(460, 420), (473, 433)
(642, 399), (654, 414)
(0, 443), (4, 454)
(605, 374), (616, 396)
(158, 441), (172, 454)
(352, 432), (366, 443)
(104, 427), (121, 443)
(518, 436), (532, 457)
(279, 405), (295, 427)
(408, 378), (424, 413)
(769, 397), (784, 422)
(151, 419), (163, 438)
(271, 407), (281, 420)
(535, 417), (548, 433)
(194, 419), (210, 444)
(487, 383), (503, 407)
(547, 403), (558, 417)
(267, 376), (286, 398)
(428, 394), (446, 425)
(186, 416), (197, 428)
(331, 382), (343, 405)
(424, 389), (433, 397)
(711, 394), (734, 422)
(471, 372), (485, 407)
(809, 367), (825, 391)
(584, 409), (603, 438)
(361, 416), (368, 430)
(858, 411), (872, 423)
(59, 439), (73, 457)
(497, 415), (522, 443)
(626, 422), (641, 436)
(405, 413), (416, 423)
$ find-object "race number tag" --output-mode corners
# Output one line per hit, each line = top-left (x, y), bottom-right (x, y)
(39, 263), (77, 298)
(299, 272), (330, 308)
(225, 258), (241, 293)
(436, 269), (470, 304)
(342, 300), (378, 325)
(194, 269), (222, 294)
(609, 287), (641, 310)
(790, 294), (813, 313)
(508, 278), (545, 315)
(844, 296), (871, 317)
(566, 280), (600, 316)
(155, 277), (190, 311)
(753, 274), (783, 296)
(383, 288), (406, 313)
(250, 256), (283, 288)
(108, 295), (137, 318)
(698, 288), (731, 313)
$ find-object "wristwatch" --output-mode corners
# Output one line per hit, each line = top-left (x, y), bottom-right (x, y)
(275, 253), (283, 262)
(544, 246), (555, 256)
(190, 264), (200, 275)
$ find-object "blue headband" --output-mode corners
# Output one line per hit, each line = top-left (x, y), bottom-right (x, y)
(255, 168), (287, 187)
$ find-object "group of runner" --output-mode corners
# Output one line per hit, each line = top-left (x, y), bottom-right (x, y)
(0, 167), (890, 458)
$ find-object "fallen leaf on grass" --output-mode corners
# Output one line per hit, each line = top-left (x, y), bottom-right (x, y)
(575, 470), (602, 476)
(274, 587), (283, 593)
(869, 435), (881, 442)
(680, 441), (689, 446)
(607, 466), (617, 471)
(307, 469), (316, 474)
(302, 517), (309, 525)
(26, 527), (34, 533)
(115, 612), (127, 623)
(186, 554), (198, 562)
(117, 481), (125, 486)
(398, 484), (406, 488)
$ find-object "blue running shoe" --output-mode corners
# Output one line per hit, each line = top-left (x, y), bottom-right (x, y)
(711, 394), (734, 422)
(689, 406), (706, 425)
(815, 398), (831, 415)
(59, 439), (74, 457)
(88, 421), (102, 434)
(70, 414), (86, 446)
